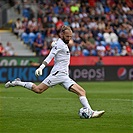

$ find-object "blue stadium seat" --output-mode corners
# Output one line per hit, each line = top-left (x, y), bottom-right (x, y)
(28, 32), (36, 47)
(111, 42), (122, 53)
(82, 49), (89, 56)
(21, 32), (29, 44)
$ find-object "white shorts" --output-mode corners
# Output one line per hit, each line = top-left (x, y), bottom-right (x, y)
(42, 71), (76, 90)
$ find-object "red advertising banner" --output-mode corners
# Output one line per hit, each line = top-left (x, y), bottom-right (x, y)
(49, 56), (133, 66)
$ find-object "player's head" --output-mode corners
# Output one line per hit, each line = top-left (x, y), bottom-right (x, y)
(60, 25), (73, 44)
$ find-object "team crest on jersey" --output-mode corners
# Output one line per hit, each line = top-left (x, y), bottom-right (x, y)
(47, 80), (51, 85)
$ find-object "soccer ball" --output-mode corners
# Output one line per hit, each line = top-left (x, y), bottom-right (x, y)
(78, 107), (91, 119)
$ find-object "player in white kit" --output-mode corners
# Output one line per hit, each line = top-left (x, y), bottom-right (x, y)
(5, 25), (105, 118)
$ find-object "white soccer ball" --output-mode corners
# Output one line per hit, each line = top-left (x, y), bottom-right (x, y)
(78, 107), (91, 119)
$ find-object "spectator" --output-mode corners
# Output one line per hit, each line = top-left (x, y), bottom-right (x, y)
(10, 0), (133, 57)
(28, 17), (37, 33)
(95, 56), (104, 66)
(105, 43), (114, 56)
(4, 42), (15, 56)
(56, 17), (64, 29)
(114, 47), (120, 56)
(127, 33), (133, 49)
(13, 18), (24, 37)
(125, 42), (132, 56)
(40, 43), (50, 56)
(96, 43), (106, 56)
(71, 41), (82, 56)
(119, 32), (128, 47)
(0, 42), (5, 56)
(33, 33), (44, 55)
(121, 46), (127, 56)
(97, 19), (106, 30)
(70, 3), (80, 13)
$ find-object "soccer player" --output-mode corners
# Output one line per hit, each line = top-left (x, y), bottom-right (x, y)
(5, 25), (105, 118)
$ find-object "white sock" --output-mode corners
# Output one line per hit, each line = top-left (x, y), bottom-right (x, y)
(16, 81), (33, 90)
(79, 96), (93, 111)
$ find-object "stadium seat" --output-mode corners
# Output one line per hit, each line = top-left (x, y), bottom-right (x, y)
(28, 32), (36, 47)
(111, 42), (122, 53)
(100, 41), (106, 46)
(82, 49), (89, 56)
(21, 32), (29, 44)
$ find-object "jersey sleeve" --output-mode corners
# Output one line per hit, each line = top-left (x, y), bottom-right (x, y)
(44, 45), (61, 64)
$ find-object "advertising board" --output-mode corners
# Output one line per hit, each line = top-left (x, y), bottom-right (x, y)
(0, 66), (132, 83)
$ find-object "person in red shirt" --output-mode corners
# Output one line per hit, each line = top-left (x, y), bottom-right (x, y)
(126, 43), (132, 55)
(0, 42), (5, 56)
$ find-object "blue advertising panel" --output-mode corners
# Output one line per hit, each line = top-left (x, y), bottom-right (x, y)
(0, 66), (51, 82)
(0, 66), (132, 83)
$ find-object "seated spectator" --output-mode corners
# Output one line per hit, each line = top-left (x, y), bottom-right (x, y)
(121, 46), (127, 56)
(40, 43), (50, 56)
(96, 43), (106, 56)
(28, 17), (37, 33)
(120, 42), (132, 56)
(22, 17), (29, 33)
(81, 33), (96, 55)
(88, 18), (98, 30)
(73, 33), (81, 44)
(0, 42), (5, 56)
(70, 3), (79, 13)
(71, 18), (80, 29)
(103, 32), (111, 44)
(87, 32), (96, 50)
(71, 41), (82, 56)
(97, 19), (105, 30)
(53, 3), (59, 14)
(56, 17), (64, 30)
(127, 33), (133, 49)
(114, 47), (120, 56)
(63, 17), (69, 26)
(110, 32), (118, 43)
(13, 18), (24, 37)
(4, 42), (15, 56)
(119, 32), (128, 47)
(125, 42), (132, 56)
(105, 43), (114, 56)
(33, 33), (44, 55)
(63, 2), (70, 14)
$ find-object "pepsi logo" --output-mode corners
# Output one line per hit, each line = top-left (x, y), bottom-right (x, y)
(117, 67), (127, 80)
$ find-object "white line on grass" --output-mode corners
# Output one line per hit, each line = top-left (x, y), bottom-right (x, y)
(0, 96), (132, 102)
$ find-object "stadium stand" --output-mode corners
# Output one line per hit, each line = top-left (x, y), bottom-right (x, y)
(0, 31), (35, 56)
(0, 0), (133, 56)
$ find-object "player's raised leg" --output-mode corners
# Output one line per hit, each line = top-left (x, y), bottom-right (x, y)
(5, 78), (49, 94)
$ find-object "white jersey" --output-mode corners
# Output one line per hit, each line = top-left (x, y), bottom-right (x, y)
(44, 38), (70, 75)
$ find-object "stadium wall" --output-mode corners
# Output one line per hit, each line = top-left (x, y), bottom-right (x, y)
(0, 66), (132, 83)
(0, 56), (133, 66)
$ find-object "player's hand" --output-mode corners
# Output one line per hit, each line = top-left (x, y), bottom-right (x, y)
(35, 64), (45, 76)
(35, 68), (42, 76)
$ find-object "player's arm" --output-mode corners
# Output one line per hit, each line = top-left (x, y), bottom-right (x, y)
(35, 41), (60, 76)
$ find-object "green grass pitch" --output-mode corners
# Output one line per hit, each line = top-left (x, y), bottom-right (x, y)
(0, 81), (132, 133)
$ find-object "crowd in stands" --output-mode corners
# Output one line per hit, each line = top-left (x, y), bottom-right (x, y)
(9, 0), (133, 57)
